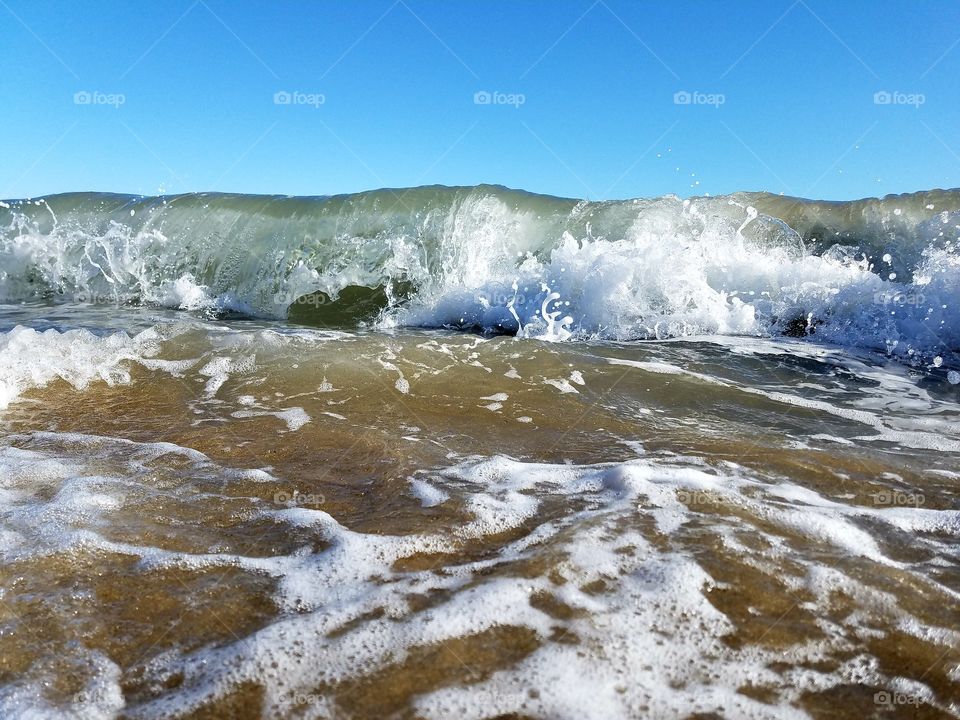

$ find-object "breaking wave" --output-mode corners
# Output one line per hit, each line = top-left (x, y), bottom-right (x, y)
(2, 185), (959, 362)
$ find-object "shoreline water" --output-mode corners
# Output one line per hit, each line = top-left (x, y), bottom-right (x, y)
(1, 187), (958, 717)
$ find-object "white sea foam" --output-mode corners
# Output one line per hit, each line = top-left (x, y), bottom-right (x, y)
(0, 325), (159, 410)
(3, 190), (958, 362)
(408, 477), (449, 507)
(396, 200), (960, 363)
(0, 320), (351, 415)
(2, 442), (938, 719)
(0, 316), (956, 718)
(231, 406), (311, 431)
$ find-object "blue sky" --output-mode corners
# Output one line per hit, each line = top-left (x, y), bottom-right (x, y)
(1, 0), (958, 201)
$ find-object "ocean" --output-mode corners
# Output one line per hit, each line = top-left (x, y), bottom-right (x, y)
(0, 185), (958, 718)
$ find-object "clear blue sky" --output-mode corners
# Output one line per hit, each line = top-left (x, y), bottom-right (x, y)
(2, 0), (958, 201)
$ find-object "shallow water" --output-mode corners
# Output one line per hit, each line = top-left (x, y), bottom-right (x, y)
(1, 186), (959, 718)
(0, 306), (957, 718)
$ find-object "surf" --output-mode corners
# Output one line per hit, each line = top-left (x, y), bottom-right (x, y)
(2, 185), (959, 364)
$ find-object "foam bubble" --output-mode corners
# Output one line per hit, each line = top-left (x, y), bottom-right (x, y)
(4, 433), (954, 718)
(0, 325), (160, 410)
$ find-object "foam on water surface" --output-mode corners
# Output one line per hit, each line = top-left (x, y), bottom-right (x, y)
(0, 289), (958, 717)
(2, 423), (957, 718)
(0, 324), (160, 410)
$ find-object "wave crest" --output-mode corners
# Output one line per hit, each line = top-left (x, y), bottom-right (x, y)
(2, 186), (959, 361)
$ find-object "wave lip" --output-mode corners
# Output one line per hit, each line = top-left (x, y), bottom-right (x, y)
(2, 185), (959, 362)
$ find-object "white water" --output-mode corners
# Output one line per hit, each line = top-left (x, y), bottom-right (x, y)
(1, 434), (957, 718)
(3, 190), (959, 364)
